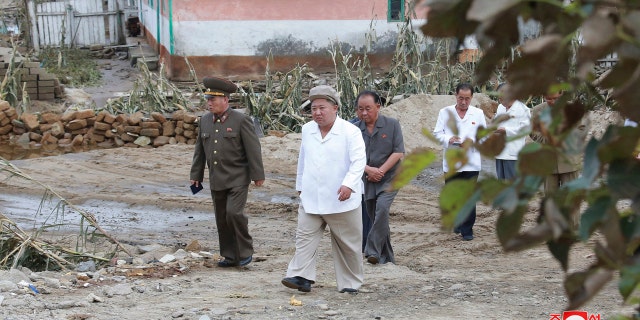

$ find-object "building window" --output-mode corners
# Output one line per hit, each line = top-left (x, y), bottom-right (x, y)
(388, 0), (404, 22)
(149, 0), (153, 7)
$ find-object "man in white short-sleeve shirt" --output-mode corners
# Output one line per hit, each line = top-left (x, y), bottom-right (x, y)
(433, 83), (487, 241)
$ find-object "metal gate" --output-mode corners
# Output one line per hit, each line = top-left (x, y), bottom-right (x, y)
(27, 0), (134, 50)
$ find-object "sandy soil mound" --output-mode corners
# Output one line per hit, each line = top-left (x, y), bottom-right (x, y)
(382, 93), (495, 152)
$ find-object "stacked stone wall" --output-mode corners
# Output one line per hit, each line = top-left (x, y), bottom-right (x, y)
(0, 103), (199, 148)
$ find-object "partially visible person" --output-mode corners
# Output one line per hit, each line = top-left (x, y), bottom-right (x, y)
(493, 83), (531, 180)
(433, 83), (487, 241)
(282, 85), (366, 293)
(349, 109), (371, 253)
(190, 76), (265, 268)
(530, 91), (589, 194)
(355, 90), (404, 264)
(624, 118), (640, 159)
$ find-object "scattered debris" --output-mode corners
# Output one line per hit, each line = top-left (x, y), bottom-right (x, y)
(289, 295), (303, 306)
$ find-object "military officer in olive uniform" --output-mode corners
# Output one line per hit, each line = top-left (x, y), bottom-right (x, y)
(190, 76), (265, 267)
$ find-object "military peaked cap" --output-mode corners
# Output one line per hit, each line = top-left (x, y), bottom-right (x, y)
(203, 76), (238, 98)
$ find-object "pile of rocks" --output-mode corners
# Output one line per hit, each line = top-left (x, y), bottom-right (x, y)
(0, 100), (200, 148)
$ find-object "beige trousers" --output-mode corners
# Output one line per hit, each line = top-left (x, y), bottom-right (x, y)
(286, 205), (364, 291)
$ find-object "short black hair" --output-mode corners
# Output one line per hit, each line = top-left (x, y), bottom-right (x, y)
(356, 90), (385, 106)
(455, 83), (474, 95)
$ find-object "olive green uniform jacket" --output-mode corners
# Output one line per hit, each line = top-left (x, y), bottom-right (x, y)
(190, 109), (265, 190)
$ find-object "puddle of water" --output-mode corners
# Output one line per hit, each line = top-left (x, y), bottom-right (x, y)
(0, 193), (211, 233)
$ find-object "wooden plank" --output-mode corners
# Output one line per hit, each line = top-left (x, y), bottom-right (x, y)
(108, 0), (117, 44)
(98, 0), (107, 44)
(50, 2), (61, 46)
(115, 0), (123, 44)
(76, 0), (92, 46)
(44, 2), (53, 45)
(35, 1), (67, 48)
(86, 0), (103, 45)
(56, 2), (65, 46)
(94, 0), (105, 45)
(90, 0), (100, 45)
(39, 2), (51, 46)
(74, 11), (120, 17)
(72, 0), (85, 46)
(36, 2), (44, 46)
(82, 0), (93, 45)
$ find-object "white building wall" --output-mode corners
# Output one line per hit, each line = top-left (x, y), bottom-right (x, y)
(139, 1), (406, 57)
(174, 20), (403, 56)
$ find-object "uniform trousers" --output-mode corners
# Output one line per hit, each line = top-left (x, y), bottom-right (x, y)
(286, 205), (364, 291)
(212, 185), (253, 263)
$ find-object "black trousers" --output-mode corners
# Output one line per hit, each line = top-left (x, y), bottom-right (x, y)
(444, 171), (479, 237)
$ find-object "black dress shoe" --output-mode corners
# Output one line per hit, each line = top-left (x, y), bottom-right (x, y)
(281, 276), (312, 292)
(366, 255), (379, 264)
(217, 259), (237, 267)
(239, 256), (252, 266)
(339, 288), (358, 294)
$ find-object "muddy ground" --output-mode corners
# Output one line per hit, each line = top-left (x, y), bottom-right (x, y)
(0, 59), (635, 320)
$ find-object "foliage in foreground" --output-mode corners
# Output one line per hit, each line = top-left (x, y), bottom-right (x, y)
(392, 0), (640, 315)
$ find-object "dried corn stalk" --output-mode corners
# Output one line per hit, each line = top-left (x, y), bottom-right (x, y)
(242, 54), (311, 133)
(103, 59), (191, 115)
(0, 157), (131, 271)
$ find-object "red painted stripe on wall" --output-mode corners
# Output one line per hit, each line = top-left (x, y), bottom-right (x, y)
(172, 0), (391, 21)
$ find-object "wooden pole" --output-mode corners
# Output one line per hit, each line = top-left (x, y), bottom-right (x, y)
(26, 0), (39, 51)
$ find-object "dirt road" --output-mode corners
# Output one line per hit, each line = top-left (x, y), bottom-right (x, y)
(0, 59), (633, 319)
(0, 139), (634, 320)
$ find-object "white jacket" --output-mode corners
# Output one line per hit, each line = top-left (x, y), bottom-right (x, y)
(433, 105), (487, 172)
(296, 117), (366, 214)
(494, 100), (531, 160)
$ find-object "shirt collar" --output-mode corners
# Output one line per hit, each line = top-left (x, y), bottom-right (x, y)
(311, 117), (345, 135)
(213, 108), (230, 123)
